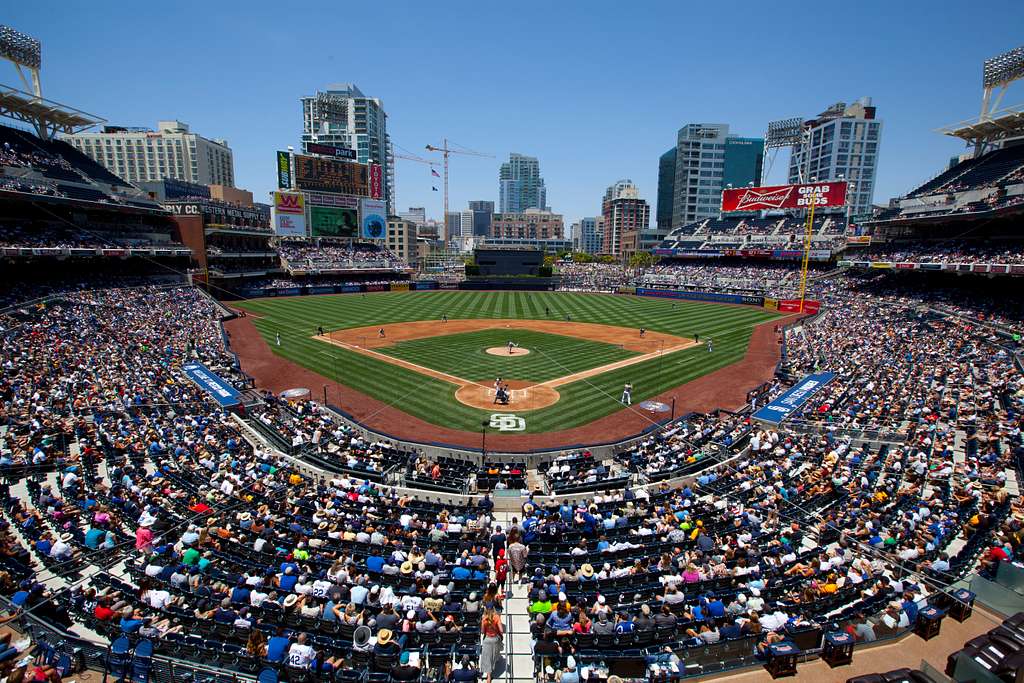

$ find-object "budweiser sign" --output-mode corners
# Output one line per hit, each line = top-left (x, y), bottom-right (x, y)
(721, 181), (848, 213)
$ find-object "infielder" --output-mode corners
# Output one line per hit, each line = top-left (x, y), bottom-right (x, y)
(621, 382), (633, 405)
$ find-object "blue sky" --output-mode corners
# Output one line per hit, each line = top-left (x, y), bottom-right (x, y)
(7, 1), (1023, 226)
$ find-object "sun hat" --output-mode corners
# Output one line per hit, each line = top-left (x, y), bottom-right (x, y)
(377, 629), (394, 645)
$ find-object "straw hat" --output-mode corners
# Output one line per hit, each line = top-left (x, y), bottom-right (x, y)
(376, 629), (394, 645)
(580, 563), (595, 578)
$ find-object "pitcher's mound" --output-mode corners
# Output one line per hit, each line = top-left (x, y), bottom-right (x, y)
(486, 346), (530, 357)
(455, 381), (558, 411)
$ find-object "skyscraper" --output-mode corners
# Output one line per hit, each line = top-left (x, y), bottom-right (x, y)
(658, 123), (764, 228)
(468, 200), (494, 237)
(575, 217), (603, 254)
(498, 153), (547, 213)
(656, 148), (676, 230)
(788, 97), (882, 216)
(601, 180), (650, 257)
(300, 84), (393, 212)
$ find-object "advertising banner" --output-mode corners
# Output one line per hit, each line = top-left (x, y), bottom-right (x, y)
(618, 286), (637, 295)
(971, 264), (990, 273)
(310, 206), (358, 237)
(846, 236), (872, 245)
(751, 372), (836, 424)
(390, 282), (410, 292)
(359, 198), (387, 240)
(776, 300), (821, 314)
(721, 181), (848, 212)
(293, 154), (369, 195)
(369, 164), (383, 200)
(635, 288), (763, 306)
(1011, 265), (1024, 275)
(919, 263), (942, 271)
(273, 191), (306, 236)
(414, 281), (439, 290)
(870, 262), (893, 269)
(341, 285), (361, 293)
(182, 362), (241, 407)
(991, 265), (1009, 274)
(308, 286), (335, 295)
(895, 263), (916, 270)
(808, 249), (833, 261)
(763, 297), (779, 311)
(305, 142), (357, 160)
(276, 151), (291, 189)
(366, 284), (388, 292)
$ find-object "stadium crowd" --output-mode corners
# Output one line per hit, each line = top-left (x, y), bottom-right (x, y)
(853, 242), (1024, 265)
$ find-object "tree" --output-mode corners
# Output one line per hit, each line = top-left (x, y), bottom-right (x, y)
(628, 251), (660, 270)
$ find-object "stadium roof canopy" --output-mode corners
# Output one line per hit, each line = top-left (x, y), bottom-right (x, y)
(938, 104), (1024, 147)
(0, 82), (104, 139)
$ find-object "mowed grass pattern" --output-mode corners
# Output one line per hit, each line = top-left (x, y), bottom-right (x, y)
(378, 329), (638, 383)
(236, 291), (781, 433)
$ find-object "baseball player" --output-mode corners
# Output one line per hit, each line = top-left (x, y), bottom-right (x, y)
(621, 382), (633, 406)
(639, 328), (646, 338)
(507, 340), (515, 355)
(275, 332), (281, 347)
(378, 328), (386, 338)
(707, 338), (713, 353)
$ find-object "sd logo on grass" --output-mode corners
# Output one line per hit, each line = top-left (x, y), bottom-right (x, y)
(489, 414), (526, 432)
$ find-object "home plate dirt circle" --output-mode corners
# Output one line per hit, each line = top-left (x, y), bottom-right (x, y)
(485, 346), (531, 357)
(455, 380), (559, 412)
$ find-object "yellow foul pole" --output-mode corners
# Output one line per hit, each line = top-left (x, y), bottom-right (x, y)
(797, 190), (817, 313)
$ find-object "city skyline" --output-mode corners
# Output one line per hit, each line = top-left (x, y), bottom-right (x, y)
(6, 1), (1023, 228)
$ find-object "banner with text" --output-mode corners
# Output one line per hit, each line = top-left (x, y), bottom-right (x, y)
(752, 371), (836, 424)
(721, 181), (848, 212)
(359, 198), (387, 239)
(182, 362), (242, 407)
(273, 191), (306, 236)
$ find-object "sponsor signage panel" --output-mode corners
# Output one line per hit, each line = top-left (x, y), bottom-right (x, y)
(721, 181), (848, 212)
(777, 300), (821, 314)
(763, 297), (779, 311)
(635, 288), (764, 306)
(273, 191), (306, 237)
(310, 206), (358, 237)
(305, 142), (357, 160)
(276, 151), (291, 189)
(369, 164), (383, 200)
(390, 282), (410, 292)
(182, 362), (241, 407)
(752, 372), (836, 424)
(359, 198), (387, 240)
(293, 154), (370, 195)
(415, 281), (439, 290)
(846, 235), (872, 245)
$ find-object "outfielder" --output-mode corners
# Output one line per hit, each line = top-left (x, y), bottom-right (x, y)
(621, 382), (633, 405)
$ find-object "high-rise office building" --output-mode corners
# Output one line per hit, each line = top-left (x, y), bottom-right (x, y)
(64, 120), (234, 186)
(788, 97), (882, 216)
(656, 148), (676, 230)
(498, 153), (547, 213)
(400, 207), (426, 227)
(468, 200), (494, 237)
(658, 123), (763, 228)
(601, 180), (650, 257)
(301, 84), (393, 212)
(445, 212), (462, 241)
(575, 216), (603, 254)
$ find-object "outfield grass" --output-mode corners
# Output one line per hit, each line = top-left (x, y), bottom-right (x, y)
(378, 329), (638, 383)
(236, 291), (780, 433)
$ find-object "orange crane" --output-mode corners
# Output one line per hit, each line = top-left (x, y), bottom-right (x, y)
(425, 139), (494, 239)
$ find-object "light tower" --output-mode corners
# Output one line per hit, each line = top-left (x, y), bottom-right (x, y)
(0, 25), (103, 139)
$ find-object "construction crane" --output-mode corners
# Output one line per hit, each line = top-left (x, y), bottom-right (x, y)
(392, 146), (438, 212)
(425, 139), (494, 239)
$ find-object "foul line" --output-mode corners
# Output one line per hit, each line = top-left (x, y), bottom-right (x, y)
(313, 334), (699, 391)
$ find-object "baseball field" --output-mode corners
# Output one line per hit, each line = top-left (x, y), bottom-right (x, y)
(231, 291), (783, 438)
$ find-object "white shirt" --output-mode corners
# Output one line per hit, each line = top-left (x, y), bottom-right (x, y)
(287, 643), (315, 669)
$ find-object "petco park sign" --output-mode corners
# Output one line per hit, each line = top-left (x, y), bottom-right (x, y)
(721, 181), (848, 212)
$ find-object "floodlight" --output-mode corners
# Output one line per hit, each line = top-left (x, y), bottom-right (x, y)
(0, 26), (41, 70)
(765, 117), (804, 149)
(983, 46), (1024, 89)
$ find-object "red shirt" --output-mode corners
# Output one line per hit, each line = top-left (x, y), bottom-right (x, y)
(94, 605), (116, 621)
